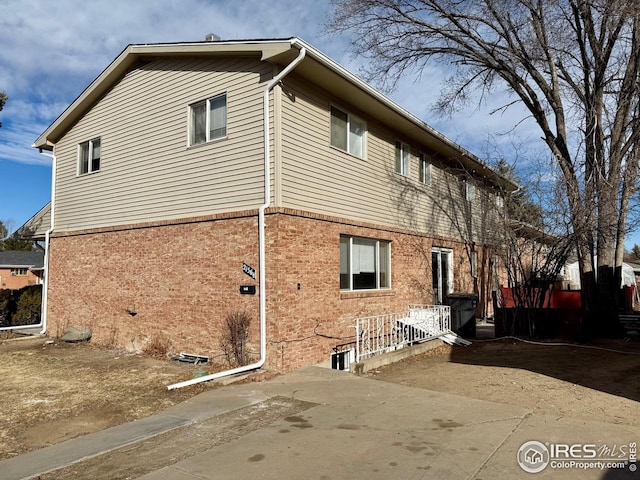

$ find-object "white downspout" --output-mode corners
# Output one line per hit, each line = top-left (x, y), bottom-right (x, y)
(38, 149), (56, 335)
(168, 43), (306, 390)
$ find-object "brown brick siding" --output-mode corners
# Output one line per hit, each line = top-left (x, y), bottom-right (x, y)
(47, 208), (489, 372)
(48, 215), (260, 360)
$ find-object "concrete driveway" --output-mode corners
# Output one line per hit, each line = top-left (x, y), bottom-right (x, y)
(2, 366), (638, 479)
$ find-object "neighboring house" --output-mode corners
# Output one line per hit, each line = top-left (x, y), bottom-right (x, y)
(15, 202), (51, 240)
(0, 251), (45, 290)
(30, 37), (517, 371)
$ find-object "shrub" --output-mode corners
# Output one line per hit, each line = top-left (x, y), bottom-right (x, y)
(220, 311), (252, 367)
(0, 289), (16, 326)
(143, 334), (171, 359)
(12, 285), (42, 326)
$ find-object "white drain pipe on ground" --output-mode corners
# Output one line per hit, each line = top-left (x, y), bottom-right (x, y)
(167, 42), (306, 390)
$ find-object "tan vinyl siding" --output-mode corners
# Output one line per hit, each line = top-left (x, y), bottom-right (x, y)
(279, 76), (501, 243)
(53, 56), (272, 232)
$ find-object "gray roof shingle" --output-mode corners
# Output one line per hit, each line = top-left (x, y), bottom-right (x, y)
(0, 251), (45, 269)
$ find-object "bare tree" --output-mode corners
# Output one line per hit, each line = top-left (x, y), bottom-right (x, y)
(330, 0), (640, 336)
(0, 91), (6, 129)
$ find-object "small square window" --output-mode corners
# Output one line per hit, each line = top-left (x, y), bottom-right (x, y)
(189, 93), (227, 146)
(78, 138), (101, 175)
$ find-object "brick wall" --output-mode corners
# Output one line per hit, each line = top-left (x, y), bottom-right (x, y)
(48, 214), (261, 361)
(47, 208), (483, 372)
(265, 210), (474, 371)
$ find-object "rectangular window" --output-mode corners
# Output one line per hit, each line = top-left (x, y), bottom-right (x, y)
(395, 141), (410, 176)
(189, 93), (227, 145)
(11, 268), (28, 276)
(496, 194), (504, 209)
(465, 180), (475, 201)
(330, 106), (366, 158)
(340, 236), (391, 291)
(78, 138), (101, 175)
(419, 153), (431, 185)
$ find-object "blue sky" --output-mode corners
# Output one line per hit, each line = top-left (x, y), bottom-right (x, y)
(1, 0), (638, 246)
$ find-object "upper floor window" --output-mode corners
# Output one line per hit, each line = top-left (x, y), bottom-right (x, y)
(395, 141), (410, 176)
(465, 180), (476, 201)
(419, 153), (431, 185)
(189, 93), (227, 146)
(330, 106), (366, 158)
(340, 235), (390, 291)
(11, 268), (28, 276)
(496, 194), (504, 209)
(78, 138), (100, 175)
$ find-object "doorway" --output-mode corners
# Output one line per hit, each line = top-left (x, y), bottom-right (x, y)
(432, 248), (453, 304)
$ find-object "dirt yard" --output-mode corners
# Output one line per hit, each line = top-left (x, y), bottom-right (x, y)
(0, 335), (221, 461)
(368, 338), (640, 427)
(1, 333), (639, 466)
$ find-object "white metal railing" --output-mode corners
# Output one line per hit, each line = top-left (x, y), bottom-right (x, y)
(355, 305), (451, 362)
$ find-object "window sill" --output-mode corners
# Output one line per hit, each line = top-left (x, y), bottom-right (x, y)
(329, 144), (366, 161)
(187, 136), (228, 150)
(77, 170), (100, 178)
(340, 289), (394, 300)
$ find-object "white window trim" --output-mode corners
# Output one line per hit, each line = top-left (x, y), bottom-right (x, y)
(432, 247), (454, 301)
(496, 194), (504, 209)
(395, 140), (410, 177)
(188, 93), (228, 146)
(77, 137), (101, 176)
(330, 105), (367, 159)
(419, 152), (431, 185)
(465, 180), (476, 201)
(340, 236), (391, 291)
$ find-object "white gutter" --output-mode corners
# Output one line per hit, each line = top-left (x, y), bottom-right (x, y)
(167, 42), (306, 390)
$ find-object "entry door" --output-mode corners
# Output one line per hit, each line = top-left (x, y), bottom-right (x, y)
(432, 248), (452, 304)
